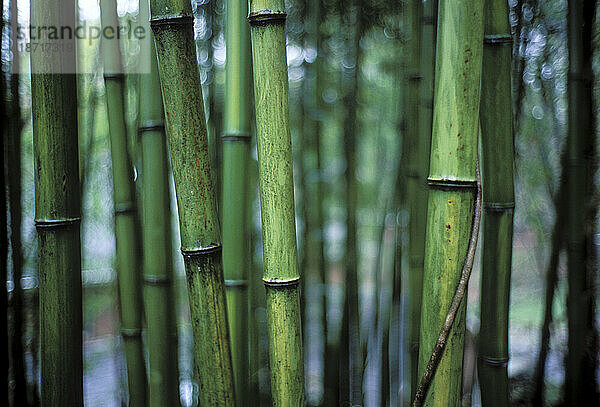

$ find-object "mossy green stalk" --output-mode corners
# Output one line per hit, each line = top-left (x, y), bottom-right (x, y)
(222, 0), (252, 401)
(30, 0), (83, 404)
(417, 1), (483, 406)
(478, 1), (514, 405)
(138, 0), (180, 404)
(248, 0), (305, 404)
(100, 2), (148, 405)
(150, 0), (235, 404)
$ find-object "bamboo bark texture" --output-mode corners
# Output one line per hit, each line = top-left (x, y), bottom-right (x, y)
(138, 0), (180, 405)
(100, 2), (148, 405)
(248, 0), (305, 404)
(417, 0), (483, 406)
(149, 0), (235, 404)
(565, 0), (597, 404)
(30, 0), (83, 404)
(478, 0), (515, 405)
(223, 0), (252, 401)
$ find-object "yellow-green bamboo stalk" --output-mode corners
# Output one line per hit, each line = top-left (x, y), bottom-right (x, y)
(30, 0), (82, 404)
(416, 0), (483, 406)
(100, 2), (148, 405)
(138, 0), (180, 404)
(149, 0), (235, 404)
(248, 0), (305, 404)
(478, 0), (514, 405)
(222, 0), (252, 401)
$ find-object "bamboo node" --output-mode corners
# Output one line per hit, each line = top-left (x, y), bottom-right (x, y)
(478, 356), (509, 367)
(150, 15), (193, 29)
(427, 178), (477, 191)
(143, 275), (171, 286)
(138, 120), (165, 134)
(103, 73), (125, 81)
(35, 217), (81, 230)
(181, 244), (223, 257)
(248, 10), (287, 27)
(120, 328), (143, 338)
(222, 131), (251, 142)
(263, 277), (300, 289)
(225, 279), (249, 289)
(483, 202), (515, 212)
(115, 201), (137, 215)
(483, 34), (513, 46)
(568, 72), (592, 84)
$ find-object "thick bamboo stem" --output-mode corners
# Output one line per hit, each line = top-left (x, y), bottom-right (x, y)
(565, 0), (597, 404)
(222, 0), (252, 401)
(138, 0), (180, 404)
(248, 0), (305, 404)
(30, 0), (83, 404)
(149, 0), (235, 404)
(477, 1), (515, 405)
(416, 1), (483, 405)
(100, 2), (148, 405)
(0, 2), (8, 398)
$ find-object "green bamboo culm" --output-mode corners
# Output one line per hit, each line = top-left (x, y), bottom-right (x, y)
(404, 0), (423, 397)
(222, 0), (252, 401)
(477, 0), (514, 405)
(416, 0), (483, 406)
(565, 0), (597, 404)
(248, 0), (305, 404)
(149, 0), (236, 404)
(100, 1), (148, 405)
(138, 0), (180, 404)
(409, 0), (437, 397)
(30, 0), (83, 404)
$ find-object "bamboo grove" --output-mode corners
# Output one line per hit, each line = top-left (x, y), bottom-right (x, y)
(0, 0), (599, 406)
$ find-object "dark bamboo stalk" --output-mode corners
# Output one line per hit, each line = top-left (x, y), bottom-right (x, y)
(1, 0), (8, 398)
(30, 0), (83, 404)
(565, 0), (598, 404)
(222, 0), (252, 400)
(248, 0), (305, 403)
(138, 0), (180, 404)
(477, 1), (515, 405)
(340, 1), (364, 404)
(149, 0), (235, 403)
(415, 0), (483, 405)
(100, 2), (148, 405)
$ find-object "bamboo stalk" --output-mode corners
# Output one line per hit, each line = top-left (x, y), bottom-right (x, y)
(8, 0), (28, 400)
(565, 0), (597, 404)
(339, 1), (364, 404)
(222, 0), (252, 401)
(100, 2), (148, 405)
(248, 0), (305, 404)
(138, 0), (180, 404)
(416, 1), (483, 405)
(30, 0), (83, 404)
(149, 0), (235, 404)
(0, 1), (8, 398)
(478, 1), (515, 405)
(404, 0), (424, 398)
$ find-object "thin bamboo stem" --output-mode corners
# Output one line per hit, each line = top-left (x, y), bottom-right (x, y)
(138, 0), (180, 404)
(248, 0), (305, 404)
(416, 1), (483, 405)
(100, 2), (148, 405)
(222, 0), (252, 401)
(149, 0), (235, 404)
(0, 1), (8, 398)
(30, 0), (83, 404)
(477, 1), (515, 405)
